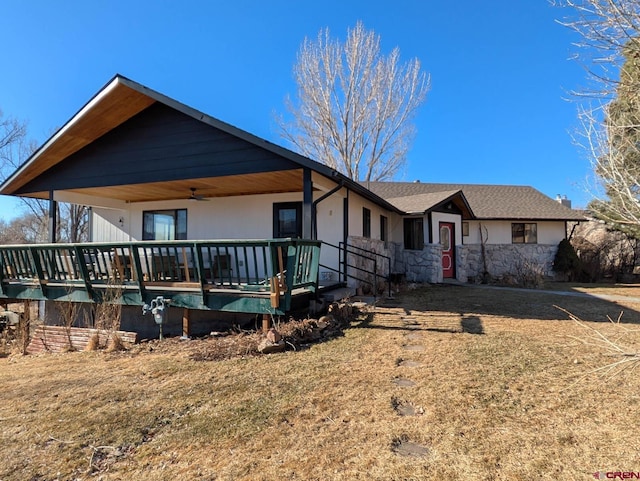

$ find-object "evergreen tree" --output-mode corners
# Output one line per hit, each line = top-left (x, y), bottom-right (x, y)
(590, 40), (640, 238)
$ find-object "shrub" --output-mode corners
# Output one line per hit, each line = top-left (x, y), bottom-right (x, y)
(553, 239), (582, 281)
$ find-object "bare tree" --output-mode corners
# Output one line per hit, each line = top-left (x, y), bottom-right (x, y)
(61, 204), (89, 243)
(278, 21), (430, 182)
(558, 1), (640, 95)
(558, 1), (640, 235)
(0, 111), (90, 243)
(0, 214), (48, 244)
(0, 110), (26, 155)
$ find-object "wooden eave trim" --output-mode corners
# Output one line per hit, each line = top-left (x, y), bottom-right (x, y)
(0, 75), (155, 195)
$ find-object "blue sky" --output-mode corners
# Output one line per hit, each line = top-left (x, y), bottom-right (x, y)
(0, 0), (591, 220)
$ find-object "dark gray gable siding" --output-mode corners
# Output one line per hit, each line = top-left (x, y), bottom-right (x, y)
(17, 103), (299, 194)
(432, 200), (463, 216)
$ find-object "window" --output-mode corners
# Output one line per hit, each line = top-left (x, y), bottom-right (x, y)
(143, 209), (187, 240)
(512, 223), (537, 244)
(363, 207), (371, 238)
(380, 215), (388, 243)
(404, 218), (424, 250)
(273, 202), (302, 238)
(462, 222), (469, 237)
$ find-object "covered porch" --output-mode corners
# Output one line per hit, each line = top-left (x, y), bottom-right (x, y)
(0, 238), (320, 317)
(0, 76), (403, 333)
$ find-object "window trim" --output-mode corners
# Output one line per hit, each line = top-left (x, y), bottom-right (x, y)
(511, 222), (538, 244)
(362, 207), (371, 238)
(142, 209), (187, 241)
(403, 217), (424, 251)
(273, 202), (302, 238)
(380, 215), (388, 243)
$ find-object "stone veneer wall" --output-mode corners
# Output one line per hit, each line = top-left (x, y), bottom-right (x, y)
(458, 244), (558, 282)
(344, 238), (558, 286)
(346, 238), (443, 286)
(401, 245), (443, 284)
(346, 236), (393, 291)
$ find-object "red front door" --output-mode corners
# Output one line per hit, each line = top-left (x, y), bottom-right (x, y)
(439, 222), (455, 278)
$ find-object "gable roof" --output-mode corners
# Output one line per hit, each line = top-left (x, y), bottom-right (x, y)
(364, 182), (585, 221)
(0, 74), (400, 212)
(385, 189), (473, 218)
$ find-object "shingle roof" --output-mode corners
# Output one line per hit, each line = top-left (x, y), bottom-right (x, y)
(385, 190), (462, 214)
(362, 182), (585, 221)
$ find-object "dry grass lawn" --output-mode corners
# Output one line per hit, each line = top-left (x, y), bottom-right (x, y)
(1, 283), (640, 480)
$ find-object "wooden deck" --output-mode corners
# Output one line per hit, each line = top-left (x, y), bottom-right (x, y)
(0, 239), (321, 316)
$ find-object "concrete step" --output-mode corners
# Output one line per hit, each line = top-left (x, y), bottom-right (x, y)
(319, 286), (357, 303)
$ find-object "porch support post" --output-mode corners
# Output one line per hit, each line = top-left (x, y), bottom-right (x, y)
(302, 168), (313, 239)
(182, 308), (190, 338)
(343, 189), (349, 284)
(48, 190), (57, 243)
(343, 189), (349, 244)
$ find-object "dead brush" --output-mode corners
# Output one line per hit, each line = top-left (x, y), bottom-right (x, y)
(54, 291), (83, 352)
(85, 333), (101, 351)
(91, 279), (124, 352)
(105, 333), (126, 352)
(93, 279), (123, 333)
(0, 329), (9, 357)
(16, 309), (32, 355)
(555, 305), (640, 378)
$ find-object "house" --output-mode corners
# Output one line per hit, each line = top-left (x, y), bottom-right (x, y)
(361, 182), (585, 284)
(0, 75), (583, 335)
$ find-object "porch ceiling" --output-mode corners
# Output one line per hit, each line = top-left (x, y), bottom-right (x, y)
(2, 81), (156, 195)
(24, 170), (308, 203)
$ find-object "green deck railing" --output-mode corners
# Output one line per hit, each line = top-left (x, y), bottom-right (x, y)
(0, 238), (321, 315)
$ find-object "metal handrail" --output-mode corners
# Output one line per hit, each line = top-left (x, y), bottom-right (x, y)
(320, 241), (391, 297)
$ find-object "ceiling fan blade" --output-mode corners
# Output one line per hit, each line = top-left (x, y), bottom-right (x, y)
(189, 188), (209, 201)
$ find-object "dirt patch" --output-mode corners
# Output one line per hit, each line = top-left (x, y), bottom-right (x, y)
(391, 398), (424, 417)
(391, 436), (430, 457)
(404, 332), (422, 341)
(397, 359), (422, 368)
(392, 377), (416, 387)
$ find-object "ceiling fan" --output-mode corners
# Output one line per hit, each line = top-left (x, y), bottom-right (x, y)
(189, 187), (209, 201)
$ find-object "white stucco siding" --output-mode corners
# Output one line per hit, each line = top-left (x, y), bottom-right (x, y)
(463, 220), (566, 245)
(91, 180), (398, 250)
(430, 212), (463, 246)
(314, 193), (345, 278)
(125, 193), (302, 241)
(314, 194), (345, 246)
(92, 190), (355, 243)
(387, 213), (405, 244)
(535, 222), (568, 244)
(347, 195), (395, 243)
